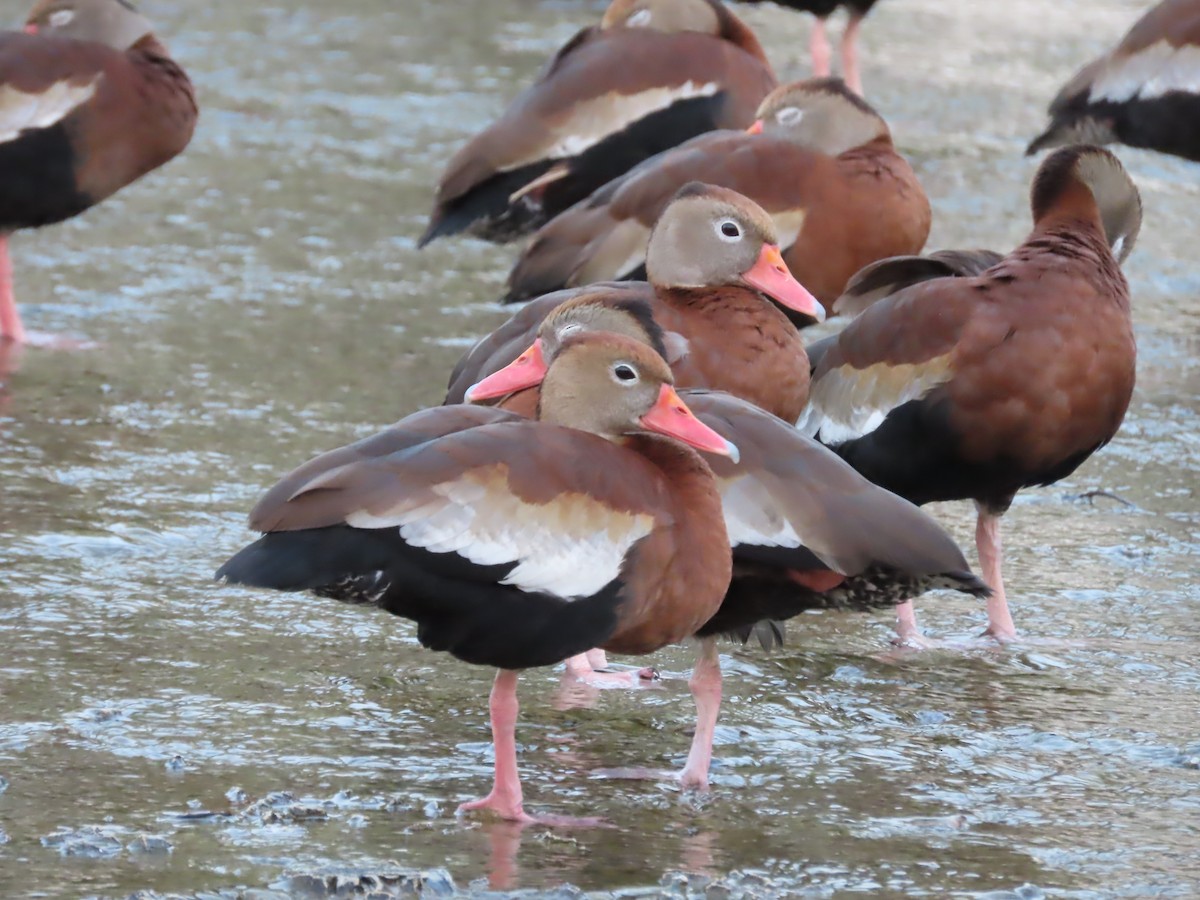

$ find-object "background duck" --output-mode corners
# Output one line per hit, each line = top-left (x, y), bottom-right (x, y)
(0, 0), (196, 346)
(1028, 0), (1200, 162)
(504, 78), (930, 320)
(419, 0), (776, 247)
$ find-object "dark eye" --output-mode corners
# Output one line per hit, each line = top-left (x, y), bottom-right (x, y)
(613, 364), (638, 383)
(721, 222), (740, 238)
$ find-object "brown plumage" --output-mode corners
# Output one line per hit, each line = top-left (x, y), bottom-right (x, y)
(801, 145), (1141, 644)
(218, 334), (736, 821)
(1028, 0), (1200, 162)
(448, 183), (819, 424)
(0, 0), (197, 344)
(419, 0), (776, 246)
(466, 296), (986, 777)
(503, 78), (930, 319)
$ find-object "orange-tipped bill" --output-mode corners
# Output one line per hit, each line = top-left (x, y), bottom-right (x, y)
(639, 385), (739, 461)
(465, 340), (548, 402)
(746, 119), (764, 135)
(741, 244), (825, 322)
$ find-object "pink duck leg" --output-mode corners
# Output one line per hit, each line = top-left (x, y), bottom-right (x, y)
(841, 13), (865, 96)
(678, 637), (722, 789)
(459, 669), (608, 826)
(561, 650), (658, 688)
(458, 669), (534, 823)
(809, 17), (833, 78)
(0, 236), (25, 345)
(976, 503), (1017, 641)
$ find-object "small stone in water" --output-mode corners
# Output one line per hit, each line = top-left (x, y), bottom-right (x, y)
(225, 786), (248, 804)
(127, 834), (173, 854)
(41, 826), (124, 858)
(1181, 756), (1200, 770)
(422, 800), (440, 819)
(165, 755), (186, 773)
(346, 814), (367, 828)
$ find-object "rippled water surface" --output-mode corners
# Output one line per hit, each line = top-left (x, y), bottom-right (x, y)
(2, 0), (1199, 896)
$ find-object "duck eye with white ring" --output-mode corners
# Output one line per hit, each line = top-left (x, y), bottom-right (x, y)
(626, 8), (652, 27)
(774, 107), (804, 127)
(611, 363), (639, 384)
(48, 8), (75, 27)
(715, 219), (741, 242)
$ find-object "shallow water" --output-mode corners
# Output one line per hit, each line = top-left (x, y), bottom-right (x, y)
(1, 0), (1199, 896)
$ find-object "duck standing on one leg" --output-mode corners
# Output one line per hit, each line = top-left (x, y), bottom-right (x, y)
(800, 145), (1142, 646)
(0, 0), (196, 348)
(217, 335), (738, 822)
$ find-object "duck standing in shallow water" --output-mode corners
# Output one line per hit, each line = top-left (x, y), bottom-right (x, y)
(800, 146), (1141, 645)
(0, 0), (196, 346)
(218, 335), (737, 822)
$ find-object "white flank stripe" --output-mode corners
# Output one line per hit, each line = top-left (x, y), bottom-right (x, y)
(544, 81), (720, 161)
(0, 78), (99, 144)
(345, 469), (655, 600)
(1092, 42), (1200, 103)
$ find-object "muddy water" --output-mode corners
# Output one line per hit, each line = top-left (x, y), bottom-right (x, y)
(1, 0), (1198, 896)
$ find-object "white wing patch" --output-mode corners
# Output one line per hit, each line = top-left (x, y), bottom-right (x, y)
(537, 81), (720, 164)
(0, 78), (99, 144)
(718, 473), (804, 549)
(345, 465), (656, 599)
(1092, 42), (1200, 103)
(799, 355), (954, 441)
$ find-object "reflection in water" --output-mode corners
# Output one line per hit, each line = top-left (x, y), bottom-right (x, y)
(1, 0), (1199, 896)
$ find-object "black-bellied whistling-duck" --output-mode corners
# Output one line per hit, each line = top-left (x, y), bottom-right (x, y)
(418, 0), (776, 247)
(799, 145), (1142, 645)
(504, 78), (930, 319)
(448, 183), (822, 426)
(0, 0), (196, 346)
(1028, 0), (1200, 163)
(732, 0), (880, 95)
(217, 335), (737, 822)
(467, 296), (988, 739)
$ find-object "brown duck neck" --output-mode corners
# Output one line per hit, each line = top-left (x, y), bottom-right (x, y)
(711, 2), (772, 68)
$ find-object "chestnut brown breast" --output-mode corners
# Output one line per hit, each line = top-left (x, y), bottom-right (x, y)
(653, 286), (811, 421)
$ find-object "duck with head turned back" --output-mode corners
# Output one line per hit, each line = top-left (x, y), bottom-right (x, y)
(505, 78), (929, 321)
(449, 183), (822, 429)
(468, 294), (989, 751)
(1028, 0), (1200, 163)
(418, 0), (775, 247)
(800, 145), (1141, 646)
(217, 334), (736, 822)
(0, 0), (196, 347)
(731, 0), (880, 95)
